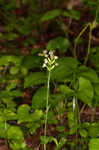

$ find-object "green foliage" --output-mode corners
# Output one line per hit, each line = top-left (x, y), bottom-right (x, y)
(62, 9), (81, 20)
(78, 66), (98, 83)
(79, 128), (88, 138)
(32, 86), (47, 109)
(41, 9), (62, 22)
(51, 57), (79, 81)
(7, 126), (26, 150)
(89, 138), (99, 150)
(77, 77), (94, 106)
(24, 72), (46, 88)
(88, 123), (99, 138)
(46, 37), (70, 53)
(0, 0), (99, 149)
(17, 104), (43, 123)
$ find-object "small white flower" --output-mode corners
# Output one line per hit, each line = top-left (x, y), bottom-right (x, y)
(49, 51), (53, 55)
(55, 63), (58, 66)
(45, 54), (48, 57)
(44, 58), (48, 64)
(42, 63), (46, 68)
(54, 56), (58, 60)
(38, 53), (43, 56)
(43, 50), (47, 54)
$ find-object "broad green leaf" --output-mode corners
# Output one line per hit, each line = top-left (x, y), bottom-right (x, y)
(78, 66), (98, 83)
(0, 55), (22, 66)
(24, 72), (46, 88)
(10, 66), (20, 75)
(88, 123), (99, 138)
(17, 104), (43, 123)
(77, 77), (94, 106)
(17, 104), (30, 115)
(51, 57), (79, 81)
(89, 138), (99, 150)
(7, 126), (25, 150)
(32, 86), (47, 109)
(46, 37), (70, 53)
(62, 9), (80, 20)
(17, 104), (30, 123)
(3, 109), (17, 121)
(41, 9), (61, 22)
(0, 122), (10, 138)
(30, 110), (43, 122)
(79, 129), (88, 137)
(59, 85), (74, 97)
(7, 126), (24, 141)
(0, 90), (23, 98)
(22, 55), (43, 69)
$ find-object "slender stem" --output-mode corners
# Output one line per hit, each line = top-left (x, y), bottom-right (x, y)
(74, 23), (90, 58)
(95, 0), (99, 21)
(84, 24), (92, 65)
(44, 71), (51, 150)
(91, 106), (96, 123)
(72, 73), (81, 150)
(80, 104), (86, 114)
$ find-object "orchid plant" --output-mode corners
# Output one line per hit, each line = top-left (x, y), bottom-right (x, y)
(39, 50), (58, 150)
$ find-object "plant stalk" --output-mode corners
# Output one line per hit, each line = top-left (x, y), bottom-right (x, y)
(44, 70), (51, 150)
(74, 23), (90, 58)
(84, 24), (92, 65)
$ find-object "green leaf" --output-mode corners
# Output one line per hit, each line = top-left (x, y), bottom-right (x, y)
(22, 55), (43, 69)
(41, 9), (61, 22)
(88, 123), (99, 138)
(77, 77), (94, 106)
(10, 66), (20, 75)
(17, 104), (30, 123)
(46, 37), (70, 53)
(7, 126), (25, 150)
(89, 138), (99, 150)
(17, 104), (43, 123)
(30, 110), (43, 122)
(62, 9), (80, 20)
(0, 122), (10, 138)
(32, 86), (47, 109)
(17, 104), (30, 115)
(79, 129), (88, 137)
(3, 109), (17, 121)
(59, 85), (74, 97)
(0, 56), (22, 67)
(51, 57), (79, 81)
(24, 72), (46, 88)
(78, 66), (98, 83)
(0, 90), (23, 98)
